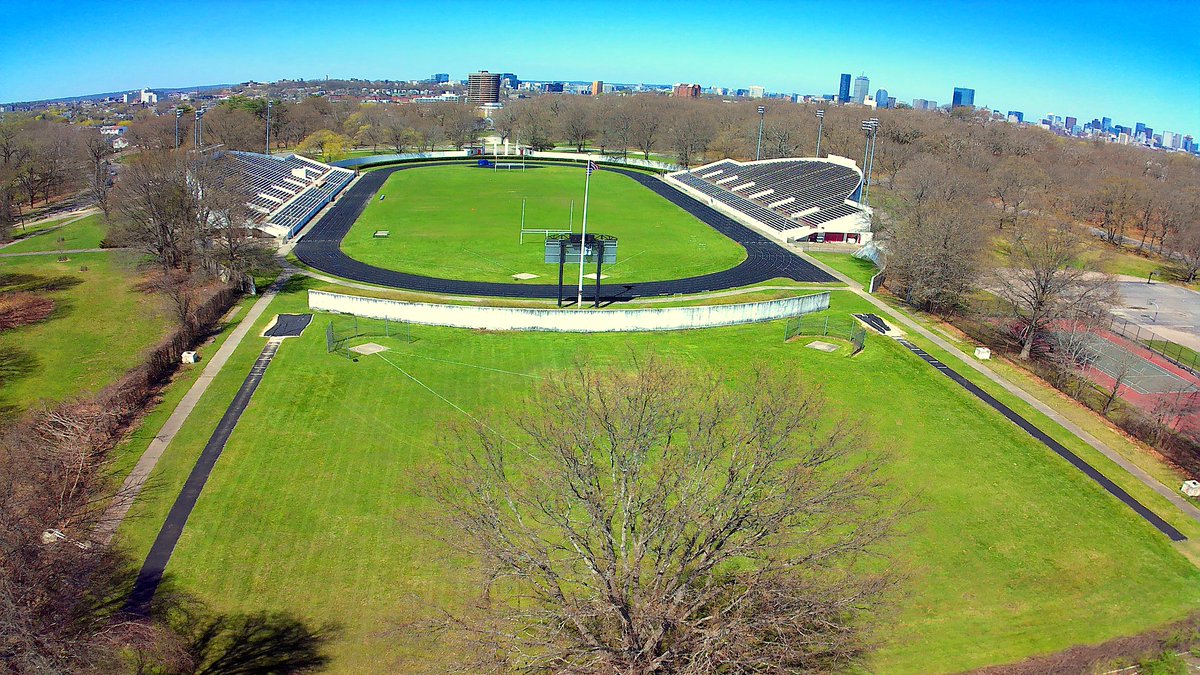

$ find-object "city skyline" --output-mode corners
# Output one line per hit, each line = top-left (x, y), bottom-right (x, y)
(0, 0), (1196, 135)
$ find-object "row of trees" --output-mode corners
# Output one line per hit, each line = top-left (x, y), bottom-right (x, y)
(0, 116), (116, 235)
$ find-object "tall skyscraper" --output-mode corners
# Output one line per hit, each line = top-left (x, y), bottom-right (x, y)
(591, 80), (604, 96)
(951, 87), (975, 108)
(432, 73), (449, 83)
(839, 74), (851, 103)
(875, 89), (889, 108)
(1101, 116), (1113, 132)
(498, 73), (520, 88)
(1065, 116), (1077, 131)
(467, 71), (501, 104)
(1007, 111), (1024, 123)
(748, 85), (765, 98)
(852, 75), (869, 104)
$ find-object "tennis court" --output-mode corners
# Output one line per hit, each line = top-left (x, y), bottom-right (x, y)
(1085, 336), (1199, 395)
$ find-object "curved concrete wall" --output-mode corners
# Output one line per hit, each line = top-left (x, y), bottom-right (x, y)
(308, 290), (829, 333)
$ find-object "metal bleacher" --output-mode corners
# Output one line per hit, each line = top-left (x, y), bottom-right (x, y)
(669, 158), (868, 234)
(221, 151), (354, 238)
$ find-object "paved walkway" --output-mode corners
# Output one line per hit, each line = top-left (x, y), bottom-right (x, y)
(94, 270), (294, 545)
(794, 247), (1200, 529)
(1, 209), (96, 250)
(0, 247), (115, 258)
(124, 337), (284, 616)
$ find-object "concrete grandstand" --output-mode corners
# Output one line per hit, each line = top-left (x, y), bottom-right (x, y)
(219, 150), (354, 239)
(667, 156), (872, 245)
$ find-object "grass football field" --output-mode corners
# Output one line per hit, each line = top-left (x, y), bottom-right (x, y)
(116, 278), (1200, 674)
(339, 164), (747, 283)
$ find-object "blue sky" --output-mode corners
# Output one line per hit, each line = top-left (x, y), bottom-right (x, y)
(2, 0), (1197, 134)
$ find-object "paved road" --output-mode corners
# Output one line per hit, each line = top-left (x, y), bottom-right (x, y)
(124, 337), (283, 616)
(1113, 281), (1200, 353)
(293, 162), (835, 299)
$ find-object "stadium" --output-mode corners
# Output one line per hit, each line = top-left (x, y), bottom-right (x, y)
(229, 150), (875, 299)
(90, 149), (1200, 674)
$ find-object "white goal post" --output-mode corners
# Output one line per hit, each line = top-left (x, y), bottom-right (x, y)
(517, 198), (575, 243)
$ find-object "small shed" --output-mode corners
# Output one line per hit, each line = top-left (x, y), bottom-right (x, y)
(1182, 480), (1200, 497)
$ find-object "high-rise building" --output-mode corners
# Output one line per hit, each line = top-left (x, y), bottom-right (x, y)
(951, 86), (974, 108)
(912, 98), (937, 110)
(1101, 116), (1112, 132)
(838, 74), (851, 103)
(852, 75), (869, 104)
(498, 73), (520, 88)
(590, 80), (603, 96)
(874, 89), (889, 109)
(543, 82), (564, 93)
(1007, 111), (1024, 123)
(748, 85), (765, 98)
(1161, 131), (1179, 149)
(432, 73), (449, 83)
(887, 96), (896, 108)
(1065, 116), (1077, 132)
(673, 83), (701, 97)
(467, 71), (501, 104)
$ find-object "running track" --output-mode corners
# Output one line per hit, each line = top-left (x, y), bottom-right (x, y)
(293, 162), (835, 299)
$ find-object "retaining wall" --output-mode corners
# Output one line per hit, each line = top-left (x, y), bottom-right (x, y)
(308, 290), (829, 333)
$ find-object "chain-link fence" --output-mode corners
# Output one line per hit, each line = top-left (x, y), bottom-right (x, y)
(325, 315), (414, 356)
(1107, 316), (1199, 376)
(784, 315), (867, 354)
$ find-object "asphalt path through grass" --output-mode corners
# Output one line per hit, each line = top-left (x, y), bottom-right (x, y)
(124, 339), (282, 616)
(293, 162), (834, 299)
(895, 335), (1184, 540)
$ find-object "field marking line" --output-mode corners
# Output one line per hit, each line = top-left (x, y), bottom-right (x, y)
(93, 269), (296, 545)
(391, 350), (544, 380)
(374, 353), (530, 455)
(794, 247), (1200, 529)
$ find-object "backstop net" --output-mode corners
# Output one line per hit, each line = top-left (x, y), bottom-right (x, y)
(784, 315), (867, 354)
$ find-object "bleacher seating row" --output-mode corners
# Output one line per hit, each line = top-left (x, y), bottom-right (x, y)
(671, 158), (868, 233)
(220, 151), (354, 238)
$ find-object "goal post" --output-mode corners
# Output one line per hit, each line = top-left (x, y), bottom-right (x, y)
(518, 198), (575, 244)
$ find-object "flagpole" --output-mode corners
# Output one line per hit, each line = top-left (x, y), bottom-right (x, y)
(576, 161), (592, 308)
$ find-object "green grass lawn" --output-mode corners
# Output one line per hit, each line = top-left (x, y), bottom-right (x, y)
(2, 214), (108, 254)
(116, 280), (1200, 674)
(0, 252), (169, 412)
(805, 250), (878, 287)
(339, 164), (747, 283)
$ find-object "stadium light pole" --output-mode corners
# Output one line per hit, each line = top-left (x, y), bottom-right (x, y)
(174, 108), (182, 150)
(755, 105), (766, 161)
(265, 100), (272, 155)
(194, 108), (205, 149)
(866, 117), (879, 203)
(814, 109), (825, 157)
(860, 119), (878, 205)
(576, 160), (596, 308)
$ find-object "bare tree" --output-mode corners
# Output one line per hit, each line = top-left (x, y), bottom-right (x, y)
(83, 132), (115, 217)
(425, 357), (900, 674)
(559, 98), (593, 152)
(989, 156), (1048, 230)
(994, 224), (1117, 359)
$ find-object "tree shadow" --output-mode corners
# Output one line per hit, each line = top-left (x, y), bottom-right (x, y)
(121, 573), (340, 673)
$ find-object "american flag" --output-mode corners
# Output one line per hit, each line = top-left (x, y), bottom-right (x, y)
(586, 160), (598, 175)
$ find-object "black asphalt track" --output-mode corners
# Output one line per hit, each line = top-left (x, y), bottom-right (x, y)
(853, 313), (892, 334)
(264, 313), (313, 337)
(292, 162), (835, 300)
(124, 340), (282, 616)
(895, 338), (1185, 541)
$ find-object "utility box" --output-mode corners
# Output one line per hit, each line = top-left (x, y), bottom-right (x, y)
(974, 347), (992, 360)
(1182, 480), (1200, 497)
(181, 351), (200, 364)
